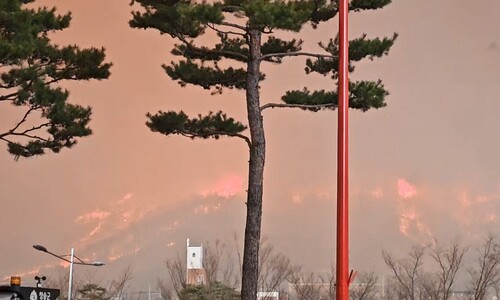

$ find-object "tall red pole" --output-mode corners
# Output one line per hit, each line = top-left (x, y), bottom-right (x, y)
(336, 0), (349, 299)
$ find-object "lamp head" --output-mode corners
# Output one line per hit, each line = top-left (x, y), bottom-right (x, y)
(33, 245), (48, 252)
(92, 262), (105, 266)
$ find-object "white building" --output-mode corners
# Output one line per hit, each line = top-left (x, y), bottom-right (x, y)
(186, 238), (206, 285)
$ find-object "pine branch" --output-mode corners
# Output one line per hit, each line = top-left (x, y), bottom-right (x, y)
(1, 1), (106, 158)
(173, 43), (248, 62)
(180, 131), (251, 148)
(15, 132), (50, 142)
(220, 5), (244, 14)
(146, 110), (249, 146)
(261, 51), (335, 61)
(261, 103), (335, 111)
(170, 32), (191, 46)
(207, 23), (246, 37)
(262, 27), (274, 34)
(0, 127), (51, 143)
(164, 60), (249, 90)
(220, 21), (247, 32)
(9, 105), (40, 134)
(0, 136), (14, 144)
(0, 91), (19, 101)
(16, 122), (51, 136)
(1, 121), (51, 141)
(172, 32), (248, 62)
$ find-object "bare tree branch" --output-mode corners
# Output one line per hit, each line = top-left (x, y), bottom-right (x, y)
(204, 240), (224, 285)
(429, 240), (468, 300)
(383, 246), (425, 300)
(107, 265), (133, 299)
(233, 233), (243, 286)
(468, 235), (500, 300)
(199, 239), (240, 288)
(165, 254), (187, 299)
(290, 271), (324, 300)
(350, 271), (379, 300)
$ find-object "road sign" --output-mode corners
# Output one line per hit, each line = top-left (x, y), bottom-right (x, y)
(0, 286), (60, 300)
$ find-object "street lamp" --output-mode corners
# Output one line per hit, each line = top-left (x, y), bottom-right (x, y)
(33, 245), (105, 300)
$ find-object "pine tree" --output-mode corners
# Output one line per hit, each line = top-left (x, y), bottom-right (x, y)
(0, 0), (111, 159)
(130, 1), (396, 299)
(77, 284), (110, 300)
(179, 282), (240, 300)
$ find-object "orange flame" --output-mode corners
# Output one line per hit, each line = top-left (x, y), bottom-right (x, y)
(200, 175), (244, 198)
(397, 178), (417, 199)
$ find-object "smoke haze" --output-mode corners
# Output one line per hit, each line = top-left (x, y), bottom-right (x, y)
(1, 0), (500, 292)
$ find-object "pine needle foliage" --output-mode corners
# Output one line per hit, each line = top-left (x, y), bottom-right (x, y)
(147, 110), (247, 140)
(0, 0), (111, 159)
(130, 1), (396, 299)
(179, 282), (240, 300)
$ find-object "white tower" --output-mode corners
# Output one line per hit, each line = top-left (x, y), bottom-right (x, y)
(186, 238), (206, 285)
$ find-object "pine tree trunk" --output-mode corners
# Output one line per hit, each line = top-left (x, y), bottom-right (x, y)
(241, 29), (265, 300)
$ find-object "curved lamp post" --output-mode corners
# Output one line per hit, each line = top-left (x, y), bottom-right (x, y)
(33, 245), (105, 300)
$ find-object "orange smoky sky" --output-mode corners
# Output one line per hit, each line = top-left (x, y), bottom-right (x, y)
(1, 0), (500, 290)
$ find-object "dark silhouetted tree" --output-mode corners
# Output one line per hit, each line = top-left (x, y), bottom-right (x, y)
(130, 1), (396, 299)
(0, 0), (111, 159)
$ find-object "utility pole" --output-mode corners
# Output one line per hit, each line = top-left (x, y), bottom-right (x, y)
(336, 0), (350, 299)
